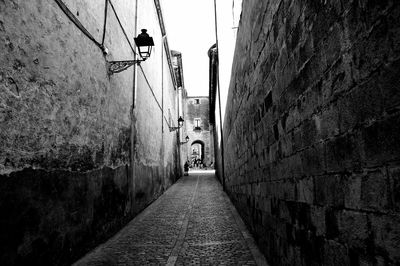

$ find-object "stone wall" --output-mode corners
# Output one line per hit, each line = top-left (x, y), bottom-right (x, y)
(0, 0), (180, 265)
(223, 0), (400, 265)
(185, 96), (213, 166)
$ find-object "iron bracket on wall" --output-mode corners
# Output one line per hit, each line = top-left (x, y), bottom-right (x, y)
(169, 126), (181, 132)
(107, 59), (144, 74)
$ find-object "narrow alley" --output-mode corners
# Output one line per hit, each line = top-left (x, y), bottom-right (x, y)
(1, 0), (400, 265)
(73, 171), (267, 265)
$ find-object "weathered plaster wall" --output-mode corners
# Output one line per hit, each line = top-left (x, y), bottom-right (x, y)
(180, 87), (189, 167)
(0, 0), (180, 265)
(223, 0), (400, 265)
(171, 51), (188, 170)
(133, 0), (180, 213)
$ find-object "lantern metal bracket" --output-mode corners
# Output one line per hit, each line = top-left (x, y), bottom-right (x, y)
(169, 116), (185, 132)
(107, 29), (153, 75)
(180, 138), (189, 145)
(169, 125), (182, 132)
(107, 59), (145, 75)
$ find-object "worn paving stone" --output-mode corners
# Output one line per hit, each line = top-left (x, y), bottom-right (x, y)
(73, 170), (268, 265)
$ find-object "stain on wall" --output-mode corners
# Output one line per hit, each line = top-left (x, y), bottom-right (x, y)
(0, 0), (180, 265)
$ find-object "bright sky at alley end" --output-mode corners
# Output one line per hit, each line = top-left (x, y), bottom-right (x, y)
(163, 0), (217, 96)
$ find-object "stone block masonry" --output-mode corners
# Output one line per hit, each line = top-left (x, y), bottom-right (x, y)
(0, 0), (180, 265)
(185, 97), (214, 166)
(223, 0), (400, 265)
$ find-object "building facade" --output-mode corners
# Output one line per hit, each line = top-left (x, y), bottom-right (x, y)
(0, 0), (184, 264)
(171, 50), (189, 167)
(208, 43), (223, 180)
(184, 96), (214, 168)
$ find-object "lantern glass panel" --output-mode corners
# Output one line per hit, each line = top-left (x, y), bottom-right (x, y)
(138, 45), (152, 59)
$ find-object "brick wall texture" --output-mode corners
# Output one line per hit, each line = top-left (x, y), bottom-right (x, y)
(223, 0), (400, 265)
(0, 0), (180, 265)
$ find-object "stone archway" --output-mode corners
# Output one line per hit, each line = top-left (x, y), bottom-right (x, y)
(190, 140), (205, 167)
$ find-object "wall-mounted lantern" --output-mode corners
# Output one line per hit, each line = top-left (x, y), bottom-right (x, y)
(169, 116), (184, 132)
(134, 29), (154, 59)
(108, 29), (154, 74)
(180, 136), (190, 145)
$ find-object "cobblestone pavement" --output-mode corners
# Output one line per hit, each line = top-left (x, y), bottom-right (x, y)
(73, 170), (268, 266)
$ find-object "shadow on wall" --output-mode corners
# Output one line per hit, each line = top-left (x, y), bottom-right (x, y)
(0, 166), (132, 265)
(220, 0), (400, 265)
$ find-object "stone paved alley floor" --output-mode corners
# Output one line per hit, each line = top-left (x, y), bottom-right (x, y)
(73, 170), (268, 265)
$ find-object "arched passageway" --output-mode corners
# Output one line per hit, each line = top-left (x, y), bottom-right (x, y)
(190, 140), (205, 168)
